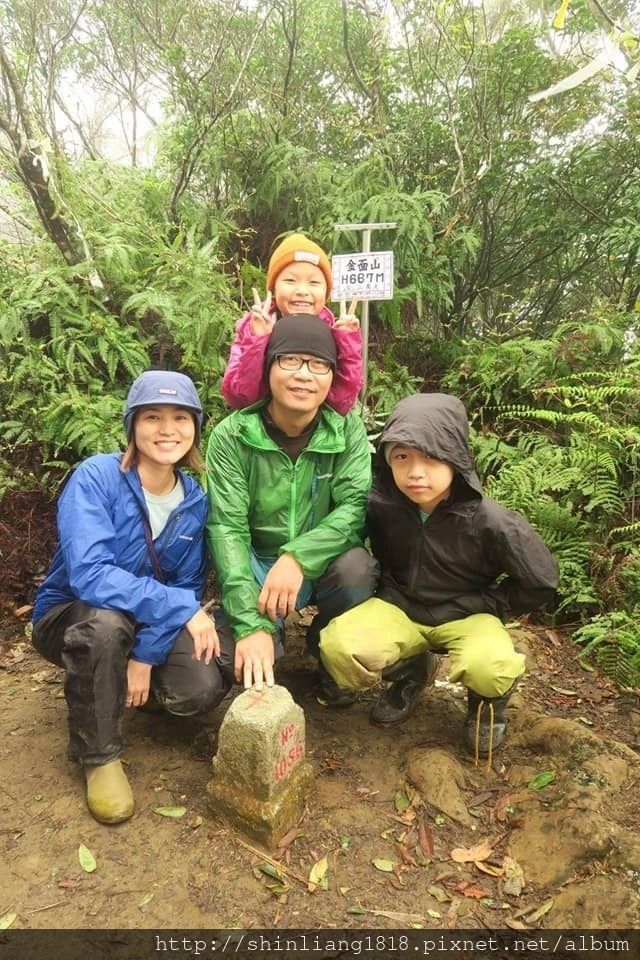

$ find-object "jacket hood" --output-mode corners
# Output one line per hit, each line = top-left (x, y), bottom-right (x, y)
(377, 393), (483, 499)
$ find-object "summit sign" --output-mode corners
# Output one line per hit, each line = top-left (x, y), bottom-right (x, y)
(331, 251), (394, 301)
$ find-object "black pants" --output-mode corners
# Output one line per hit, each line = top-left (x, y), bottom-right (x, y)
(305, 547), (380, 656)
(215, 546), (380, 658)
(32, 601), (235, 766)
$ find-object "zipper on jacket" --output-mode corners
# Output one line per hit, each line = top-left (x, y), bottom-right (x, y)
(288, 471), (297, 541)
(289, 456), (320, 540)
(155, 512), (182, 558)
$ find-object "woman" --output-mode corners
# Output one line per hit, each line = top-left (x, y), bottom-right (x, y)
(32, 371), (234, 825)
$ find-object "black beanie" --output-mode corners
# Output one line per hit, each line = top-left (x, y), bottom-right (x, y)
(265, 314), (338, 371)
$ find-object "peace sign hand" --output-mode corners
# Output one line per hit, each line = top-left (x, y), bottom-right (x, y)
(334, 298), (360, 331)
(249, 288), (276, 336)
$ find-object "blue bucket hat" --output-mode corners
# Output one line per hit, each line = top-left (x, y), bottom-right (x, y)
(123, 371), (204, 441)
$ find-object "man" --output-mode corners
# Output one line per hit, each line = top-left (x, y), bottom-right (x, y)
(206, 313), (378, 695)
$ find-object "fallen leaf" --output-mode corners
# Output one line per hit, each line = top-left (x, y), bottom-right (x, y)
(265, 881), (290, 896)
(356, 787), (379, 799)
(502, 855), (525, 897)
(544, 628), (562, 646)
(455, 880), (491, 899)
(138, 892), (154, 908)
(390, 808), (417, 825)
(394, 788), (410, 812)
(521, 900), (554, 923)
(372, 857), (396, 873)
(276, 827), (303, 852)
(369, 909), (425, 923)
(494, 795), (512, 822)
(259, 863), (283, 881)
(450, 838), (493, 863)
(346, 906), (367, 915)
(14, 604), (33, 617)
(482, 898), (511, 909)
(505, 918), (532, 930)
(427, 908), (442, 919)
(527, 771), (556, 790)
(57, 878), (82, 889)
(394, 841), (418, 867)
(188, 815), (203, 829)
(78, 843), (97, 873)
(418, 817), (435, 859)
(523, 898), (554, 922)
(428, 884), (452, 903)
(475, 860), (503, 877)
(154, 805), (187, 818)
(307, 855), (328, 892)
(0, 912), (17, 929)
(550, 685), (578, 696)
(467, 790), (495, 806)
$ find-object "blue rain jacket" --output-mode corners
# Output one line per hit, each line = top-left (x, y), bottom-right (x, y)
(33, 453), (207, 665)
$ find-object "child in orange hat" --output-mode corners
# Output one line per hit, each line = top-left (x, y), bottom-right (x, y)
(221, 233), (363, 414)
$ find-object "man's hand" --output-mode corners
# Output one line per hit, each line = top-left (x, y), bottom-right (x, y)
(126, 660), (152, 707)
(186, 607), (220, 665)
(249, 287), (276, 336)
(258, 553), (304, 620)
(333, 298), (360, 331)
(235, 629), (276, 690)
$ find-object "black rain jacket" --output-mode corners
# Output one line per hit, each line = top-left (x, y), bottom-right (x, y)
(367, 393), (558, 626)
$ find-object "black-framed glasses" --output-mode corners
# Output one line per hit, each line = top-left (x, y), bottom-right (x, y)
(276, 354), (333, 375)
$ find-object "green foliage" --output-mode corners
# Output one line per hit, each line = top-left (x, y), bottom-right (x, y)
(573, 612), (640, 691)
(0, 253), (149, 488)
(440, 305), (640, 687)
(361, 353), (421, 439)
(2, 0), (640, 690)
(0, 161), (238, 490)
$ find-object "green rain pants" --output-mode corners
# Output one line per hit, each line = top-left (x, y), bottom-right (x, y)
(319, 597), (525, 699)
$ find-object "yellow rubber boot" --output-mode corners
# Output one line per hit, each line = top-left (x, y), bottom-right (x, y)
(84, 759), (134, 824)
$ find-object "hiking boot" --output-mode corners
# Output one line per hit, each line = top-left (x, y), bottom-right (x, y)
(370, 651), (438, 725)
(315, 666), (357, 708)
(84, 759), (134, 824)
(463, 681), (518, 762)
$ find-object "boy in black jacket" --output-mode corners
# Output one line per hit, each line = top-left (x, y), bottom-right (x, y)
(319, 393), (558, 758)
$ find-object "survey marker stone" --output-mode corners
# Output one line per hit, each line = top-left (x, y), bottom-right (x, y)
(207, 684), (313, 848)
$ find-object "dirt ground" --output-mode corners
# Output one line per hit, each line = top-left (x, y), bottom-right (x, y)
(1, 491), (640, 932)
(2, 614), (640, 932)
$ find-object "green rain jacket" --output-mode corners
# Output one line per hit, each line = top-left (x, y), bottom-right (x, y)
(206, 401), (371, 642)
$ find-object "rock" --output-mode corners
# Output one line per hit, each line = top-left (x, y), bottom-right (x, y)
(550, 875), (640, 930)
(405, 747), (474, 826)
(508, 806), (616, 887)
(207, 684), (313, 849)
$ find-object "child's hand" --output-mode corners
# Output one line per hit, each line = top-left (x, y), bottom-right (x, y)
(334, 298), (360, 331)
(249, 288), (276, 335)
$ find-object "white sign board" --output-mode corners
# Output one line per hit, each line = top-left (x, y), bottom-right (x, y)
(330, 251), (394, 301)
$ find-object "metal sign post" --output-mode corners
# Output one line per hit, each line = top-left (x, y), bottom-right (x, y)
(333, 221), (397, 402)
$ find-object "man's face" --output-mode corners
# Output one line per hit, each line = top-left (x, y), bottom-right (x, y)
(268, 353), (333, 420)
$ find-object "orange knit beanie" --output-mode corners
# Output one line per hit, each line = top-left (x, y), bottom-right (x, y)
(266, 233), (332, 293)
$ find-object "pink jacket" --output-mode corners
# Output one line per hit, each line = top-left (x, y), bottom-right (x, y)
(221, 305), (364, 415)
